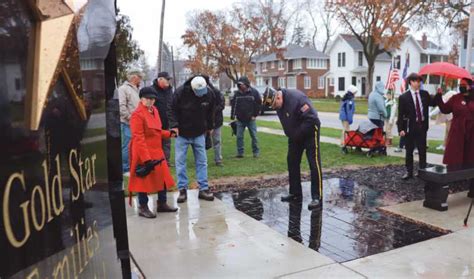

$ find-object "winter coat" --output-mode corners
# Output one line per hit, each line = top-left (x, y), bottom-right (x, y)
(168, 75), (215, 138)
(368, 82), (388, 120)
(128, 103), (174, 194)
(436, 93), (474, 166)
(339, 92), (356, 124)
(231, 87), (262, 122)
(118, 81), (140, 124)
(213, 86), (225, 129)
(150, 79), (173, 129)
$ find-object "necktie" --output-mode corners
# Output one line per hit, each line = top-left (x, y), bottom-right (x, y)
(415, 91), (422, 123)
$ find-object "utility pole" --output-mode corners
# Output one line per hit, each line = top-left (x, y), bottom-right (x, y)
(171, 46), (177, 89)
(466, 0), (474, 73)
(157, 0), (166, 72)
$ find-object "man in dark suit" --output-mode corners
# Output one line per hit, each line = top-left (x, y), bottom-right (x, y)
(397, 73), (437, 180)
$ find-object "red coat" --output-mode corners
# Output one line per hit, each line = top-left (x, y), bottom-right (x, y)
(128, 103), (175, 194)
(437, 94), (474, 166)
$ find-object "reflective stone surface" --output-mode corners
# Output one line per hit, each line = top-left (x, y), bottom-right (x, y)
(216, 178), (447, 262)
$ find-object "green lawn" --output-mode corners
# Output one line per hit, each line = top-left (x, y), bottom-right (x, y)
(84, 127), (106, 138)
(311, 98), (368, 115)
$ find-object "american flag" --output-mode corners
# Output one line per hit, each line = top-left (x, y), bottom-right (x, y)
(400, 53), (409, 93)
(386, 69), (400, 91)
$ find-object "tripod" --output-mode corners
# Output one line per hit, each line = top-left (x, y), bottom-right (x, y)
(464, 198), (473, 227)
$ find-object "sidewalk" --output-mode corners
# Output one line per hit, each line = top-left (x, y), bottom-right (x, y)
(225, 122), (445, 166)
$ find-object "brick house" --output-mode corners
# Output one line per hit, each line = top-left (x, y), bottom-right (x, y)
(253, 44), (331, 98)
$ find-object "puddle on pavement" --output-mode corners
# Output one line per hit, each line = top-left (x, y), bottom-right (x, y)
(215, 178), (447, 263)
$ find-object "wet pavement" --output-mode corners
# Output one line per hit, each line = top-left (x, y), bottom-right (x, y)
(216, 178), (447, 263)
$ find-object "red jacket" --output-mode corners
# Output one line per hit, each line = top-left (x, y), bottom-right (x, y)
(128, 103), (175, 194)
(437, 94), (474, 166)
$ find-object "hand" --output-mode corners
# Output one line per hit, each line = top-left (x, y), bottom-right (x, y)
(169, 130), (177, 138)
(436, 88), (443, 95)
(251, 117), (256, 121)
(399, 131), (406, 137)
(208, 130), (214, 135)
(171, 128), (179, 137)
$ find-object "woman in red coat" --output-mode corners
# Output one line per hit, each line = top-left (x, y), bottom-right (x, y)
(129, 87), (177, 218)
(436, 78), (474, 198)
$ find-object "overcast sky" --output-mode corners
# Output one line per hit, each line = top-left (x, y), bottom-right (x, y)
(117, 0), (237, 66)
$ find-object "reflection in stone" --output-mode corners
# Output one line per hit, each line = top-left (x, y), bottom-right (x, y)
(216, 178), (446, 263)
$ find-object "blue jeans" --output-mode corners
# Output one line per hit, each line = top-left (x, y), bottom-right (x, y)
(236, 120), (259, 156)
(138, 190), (167, 206)
(175, 134), (209, 191)
(121, 123), (131, 172)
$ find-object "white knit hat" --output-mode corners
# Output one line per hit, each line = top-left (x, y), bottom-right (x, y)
(347, 85), (358, 94)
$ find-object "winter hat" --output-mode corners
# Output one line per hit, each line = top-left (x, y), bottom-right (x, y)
(237, 76), (251, 87)
(347, 85), (358, 95)
(191, 76), (208, 97)
(139, 87), (157, 99)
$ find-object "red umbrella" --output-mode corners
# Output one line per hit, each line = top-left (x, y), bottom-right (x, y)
(419, 62), (472, 80)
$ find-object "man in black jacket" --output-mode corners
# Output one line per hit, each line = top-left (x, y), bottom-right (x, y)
(211, 85), (225, 166)
(397, 73), (437, 180)
(230, 76), (262, 158)
(168, 75), (216, 202)
(150, 71), (174, 162)
(271, 88), (323, 210)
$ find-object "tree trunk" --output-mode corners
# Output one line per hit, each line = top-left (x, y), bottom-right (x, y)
(366, 57), (375, 96)
(157, 0), (166, 72)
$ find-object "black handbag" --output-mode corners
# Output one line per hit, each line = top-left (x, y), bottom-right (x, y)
(205, 132), (212, 150)
(135, 159), (164, 177)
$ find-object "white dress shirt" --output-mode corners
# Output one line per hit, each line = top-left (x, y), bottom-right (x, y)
(410, 88), (424, 121)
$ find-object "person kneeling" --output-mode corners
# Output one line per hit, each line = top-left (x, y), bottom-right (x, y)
(129, 87), (178, 218)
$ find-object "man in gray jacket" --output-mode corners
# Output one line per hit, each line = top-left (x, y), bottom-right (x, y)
(118, 69), (143, 173)
(368, 81), (388, 128)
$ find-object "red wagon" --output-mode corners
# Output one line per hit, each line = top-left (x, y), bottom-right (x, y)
(342, 128), (387, 157)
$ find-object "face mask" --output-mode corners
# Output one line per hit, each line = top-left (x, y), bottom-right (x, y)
(194, 89), (207, 97)
(459, 86), (467, 94)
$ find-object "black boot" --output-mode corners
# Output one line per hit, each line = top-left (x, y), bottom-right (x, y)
(281, 194), (302, 202)
(138, 205), (156, 218)
(177, 189), (187, 203)
(308, 199), (322, 211)
(198, 190), (214, 201)
(157, 202), (178, 212)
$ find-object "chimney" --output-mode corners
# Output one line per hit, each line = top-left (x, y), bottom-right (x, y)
(421, 33), (428, 49)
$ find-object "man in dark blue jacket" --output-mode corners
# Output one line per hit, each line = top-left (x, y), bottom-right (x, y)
(230, 76), (262, 158)
(271, 88), (323, 210)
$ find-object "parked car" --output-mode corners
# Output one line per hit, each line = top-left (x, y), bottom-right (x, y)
(254, 86), (276, 115)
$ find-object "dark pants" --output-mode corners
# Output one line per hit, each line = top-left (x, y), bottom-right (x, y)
(405, 124), (427, 174)
(138, 190), (167, 206)
(399, 136), (406, 149)
(369, 119), (384, 128)
(287, 125), (323, 200)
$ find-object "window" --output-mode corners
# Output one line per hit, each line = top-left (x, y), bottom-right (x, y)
(262, 62), (267, 72)
(420, 54), (428, 64)
(430, 55), (442, 63)
(376, 76), (381, 82)
(358, 51), (363, 66)
(14, 78), (21, 90)
(351, 76), (357, 86)
(338, 53), (346, 67)
(318, 76), (325, 89)
(271, 61), (275, 69)
(329, 77), (334, 86)
(293, 59), (302, 69)
(278, 77), (286, 88)
(394, 55), (401, 69)
(256, 77), (264, 86)
(307, 59), (327, 69)
(338, 77), (345, 91)
(287, 76), (297, 89)
(304, 76), (312, 89)
(429, 75), (441, 85)
(278, 60), (285, 70)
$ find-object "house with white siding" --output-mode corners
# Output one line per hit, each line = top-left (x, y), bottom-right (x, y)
(326, 34), (450, 97)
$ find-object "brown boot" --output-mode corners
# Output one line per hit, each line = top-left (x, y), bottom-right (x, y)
(138, 205), (156, 218)
(157, 202), (178, 213)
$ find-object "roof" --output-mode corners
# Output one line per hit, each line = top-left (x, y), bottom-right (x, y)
(338, 34), (392, 61)
(255, 44), (328, 63)
(417, 40), (440, 50)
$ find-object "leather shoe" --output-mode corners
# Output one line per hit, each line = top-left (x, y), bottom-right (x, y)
(199, 190), (214, 201)
(308, 199), (322, 210)
(177, 189), (187, 203)
(138, 205), (156, 218)
(281, 194), (302, 202)
(235, 154), (244, 158)
(402, 173), (413, 180)
(157, 202), (178, 213)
